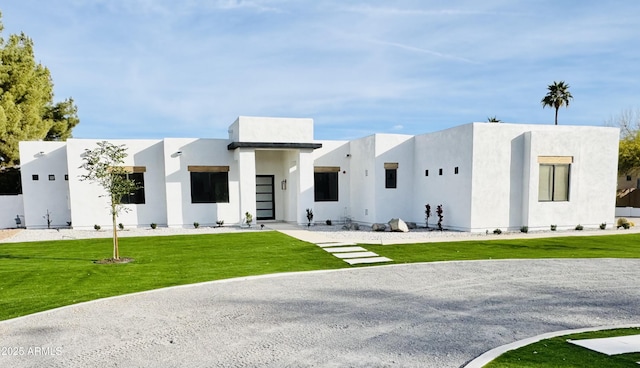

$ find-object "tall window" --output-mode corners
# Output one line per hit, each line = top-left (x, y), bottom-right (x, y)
(119, 172), (145, 204)
(314, 172), (338, 201)
(189, 165), (230, 204)
(539, 164), (570, 201)
(384, 163), (398, 189)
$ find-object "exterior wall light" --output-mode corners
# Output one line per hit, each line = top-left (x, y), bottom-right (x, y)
(281, 179), (287, 190)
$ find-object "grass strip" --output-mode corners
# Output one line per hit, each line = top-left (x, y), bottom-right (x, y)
(365, 233), (640, 263)
(485, 327), (640, 367)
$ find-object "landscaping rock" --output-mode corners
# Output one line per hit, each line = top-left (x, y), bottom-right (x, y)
(371, 223), (387, 232)
(388, 218), (409, 232)
(341, 223), (360, 231)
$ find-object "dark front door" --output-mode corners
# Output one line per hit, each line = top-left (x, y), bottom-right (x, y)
(256, 175), (275, 220)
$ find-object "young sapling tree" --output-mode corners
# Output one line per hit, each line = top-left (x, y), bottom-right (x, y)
(79, 141), (139, 260)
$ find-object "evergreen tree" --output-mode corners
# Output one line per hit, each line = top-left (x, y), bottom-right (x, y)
(0, 11), (79, 168)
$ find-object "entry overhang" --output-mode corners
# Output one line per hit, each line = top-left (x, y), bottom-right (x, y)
(227, 142), (323, 150)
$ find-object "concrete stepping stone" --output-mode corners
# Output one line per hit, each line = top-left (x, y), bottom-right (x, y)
(344, 257), (393, 265)
(322, 246), (367, 253)
(332, 251), (379, 259)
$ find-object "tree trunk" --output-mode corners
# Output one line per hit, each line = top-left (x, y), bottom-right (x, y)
(554, 107), (559, 125)
(112, 205), (119, 260)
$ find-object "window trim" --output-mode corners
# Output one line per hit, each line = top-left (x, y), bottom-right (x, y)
(314, 168), (339, 202)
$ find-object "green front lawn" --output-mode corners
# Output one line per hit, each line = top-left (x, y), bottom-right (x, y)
(1, 232), (639, 322)
(366, 233), (640, 263)
(485, 327), (640, 367)
(0, 231), (348, 321)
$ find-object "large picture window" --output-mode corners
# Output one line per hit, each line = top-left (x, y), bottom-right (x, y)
(539, 164), (570, 201)
(314, 171), (338, 201)
(119, 172), (146, 204)
(189, 166), (230, 203)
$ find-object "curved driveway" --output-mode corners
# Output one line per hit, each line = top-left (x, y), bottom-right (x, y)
(1, 259), (639, 368)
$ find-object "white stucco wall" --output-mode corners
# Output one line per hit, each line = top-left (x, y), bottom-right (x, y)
(0, 195), (24, 229)
(19, 141), (71, 228)
(348, 136), (377, 224)
(66, 139), (168, 230)
(163, 138), (239, 227)
(470, 123), (619, 231)
(413, 124), (474, 230)
(228, 116), (314, 143)
(312, 140), (351, 224)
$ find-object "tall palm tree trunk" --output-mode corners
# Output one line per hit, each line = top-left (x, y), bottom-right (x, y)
(555, 107), (559, 125)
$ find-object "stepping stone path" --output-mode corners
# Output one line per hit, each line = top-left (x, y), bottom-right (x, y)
(316, 241), (393, 265)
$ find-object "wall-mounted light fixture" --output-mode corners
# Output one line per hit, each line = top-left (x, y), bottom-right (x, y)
(35, 151), (45, 157)
(346, 153), (351, 158)
(281, 179), (287, 190)
(171, 150), (183, 158)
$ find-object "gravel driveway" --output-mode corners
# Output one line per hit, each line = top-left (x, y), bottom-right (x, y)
(1, 259), (639, 367)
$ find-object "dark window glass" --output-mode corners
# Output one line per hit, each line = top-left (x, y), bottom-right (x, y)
(119, 172), (146, 204)
(314, 172), (338, 201)
(48, 174), (55, 181)
(385, 169), (397, 188)
(32, 174), (39, 181)
(190, 172), (229, 203)
(425, 170), (429, 176)
(439, 168), (443, 175)
(454, 167), (459, 174)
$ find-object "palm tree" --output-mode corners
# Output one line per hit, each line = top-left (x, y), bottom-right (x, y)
(541, 81), (573, 125)
(487, 116), (501, 123)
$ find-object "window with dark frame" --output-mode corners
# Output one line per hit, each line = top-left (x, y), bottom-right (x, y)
(425, 169), (429, 176)
(48, 174), (55, 181)
(190, 171), (229, 203)
(314, 172), (338, 201)
(454, 167), (459, 174)
(539, 164), (570, 202)
(119, 172), (146, 204)
(385, 169), (397, 188)
(439, 168), (443, 175)
(32, 174), (39, 181)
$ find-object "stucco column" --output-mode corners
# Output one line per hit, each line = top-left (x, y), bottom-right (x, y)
(296, 149), (315, 225)
(236, 148), (257, 225)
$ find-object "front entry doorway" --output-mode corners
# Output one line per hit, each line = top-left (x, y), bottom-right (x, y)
(256, 175), (275, 220)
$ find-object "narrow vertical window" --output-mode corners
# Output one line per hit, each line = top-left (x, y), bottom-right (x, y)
(439, 168), (443, 176)
(384, 163), (398, 189)
(425, 170), (429, 176)
(454, 167), (459, 174)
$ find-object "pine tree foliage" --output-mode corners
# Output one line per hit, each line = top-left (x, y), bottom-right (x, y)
(0, 12), (79, 168)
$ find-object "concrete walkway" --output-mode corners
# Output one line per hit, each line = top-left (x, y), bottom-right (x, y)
(1, 259), (639, 367)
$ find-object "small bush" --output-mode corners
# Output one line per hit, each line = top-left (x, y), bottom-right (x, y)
(150, 223), (157, 229)
(520, 226), (528, 233)
(326, 219), (332, 226)
(94, 224), (101, 231)
(493, 228), (502, 235)
(193, 222), (200, 229)
(118, 223), (124, 230)
(575, 224), (584, 231)
(617, 217), (630, 229)
(550, 224), (557, 231)
(216, 220), (224, 227)
(599, 222), (606, 230)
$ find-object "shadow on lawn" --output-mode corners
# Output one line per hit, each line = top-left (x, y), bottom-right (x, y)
(0, 254), (95, 262)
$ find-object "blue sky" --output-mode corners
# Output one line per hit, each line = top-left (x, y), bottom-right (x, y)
(2, 1), (639, 140)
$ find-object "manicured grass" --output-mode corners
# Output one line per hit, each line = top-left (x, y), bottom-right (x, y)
(366, 233), (640, 263)
(0, 231), (349, 321)
(485, 327), (640, 367)
(1, 232), (639, 322)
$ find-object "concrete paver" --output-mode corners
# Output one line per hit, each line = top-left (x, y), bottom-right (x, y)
(1, 259), (639, 368)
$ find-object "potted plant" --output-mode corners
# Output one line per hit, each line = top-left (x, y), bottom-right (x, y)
(245, 212), (253, 227)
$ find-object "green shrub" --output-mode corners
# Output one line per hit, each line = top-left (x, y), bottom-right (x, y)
(150, 223), (157, 229)
(193, 222), (200, 229)
(493, 228), (502, 235)
(94, 224), (101, 231)
(550, 224), (557, 231)
(575, 224), (584, 231)
(118, 223), (124, 230)
(599, 222), (606, 230)
(216, 220), (224, 227)
(617, 217), (630, 229)
(520, 226), (528, 233)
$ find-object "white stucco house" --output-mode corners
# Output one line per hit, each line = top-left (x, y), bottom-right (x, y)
(3, 116), (619, 232)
